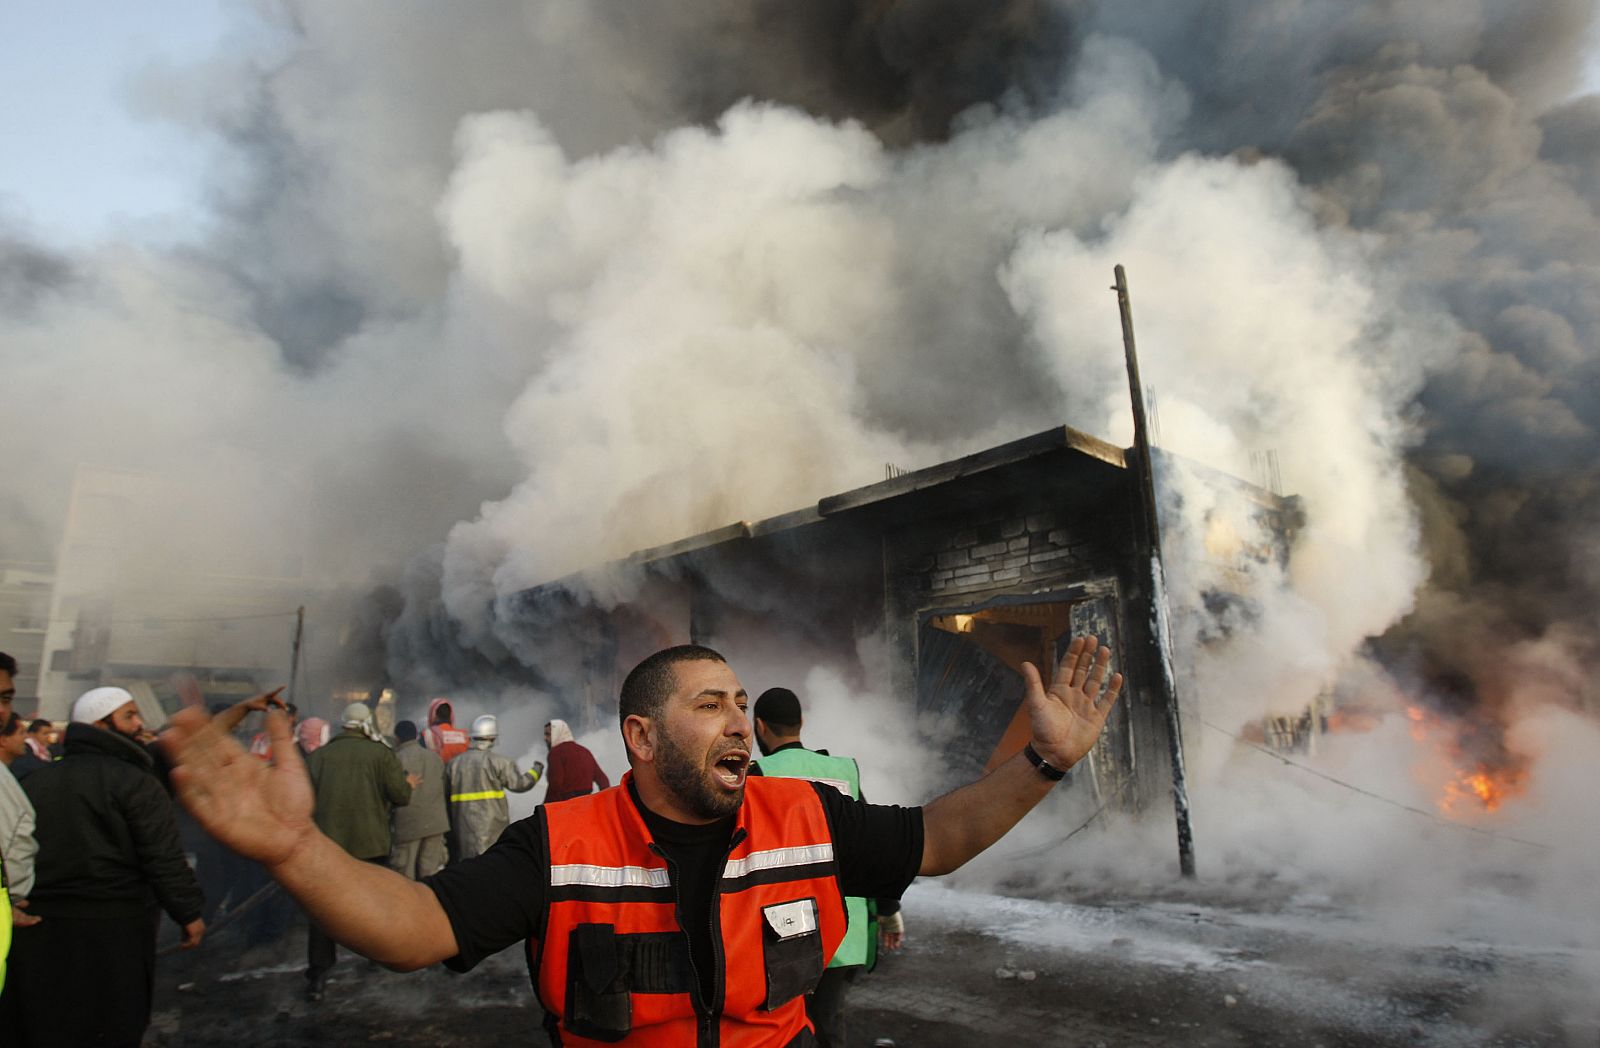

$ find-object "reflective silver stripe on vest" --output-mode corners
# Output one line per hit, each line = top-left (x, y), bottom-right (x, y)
(722, 843), (834, 880)
(549, 863), (671, 889)
(789, 775), (851, 796)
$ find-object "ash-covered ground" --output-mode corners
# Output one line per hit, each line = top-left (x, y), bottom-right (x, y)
(145, 878), (1595, 1048)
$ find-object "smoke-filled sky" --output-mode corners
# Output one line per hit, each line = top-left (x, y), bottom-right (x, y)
(6, 4), (1600, 243)
(2, 1), (1593, 690)
(5, 2), (1600, 967)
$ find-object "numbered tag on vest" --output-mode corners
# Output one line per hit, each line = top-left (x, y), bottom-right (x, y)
(760, 897), (825, 1009)
(762, 898), (818, 941)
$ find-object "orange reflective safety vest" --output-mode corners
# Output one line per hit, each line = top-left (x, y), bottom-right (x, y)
(536, 774), (848, 1047)
(423, 723), (469, 763)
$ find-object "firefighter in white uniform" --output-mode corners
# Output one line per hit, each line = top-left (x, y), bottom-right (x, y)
(445, 715), (541, 860)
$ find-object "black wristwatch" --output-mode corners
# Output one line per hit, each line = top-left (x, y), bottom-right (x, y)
(1023, 743), (1068, 782)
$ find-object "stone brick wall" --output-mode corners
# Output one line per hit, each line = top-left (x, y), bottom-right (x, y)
(896, 505), (1109, 607)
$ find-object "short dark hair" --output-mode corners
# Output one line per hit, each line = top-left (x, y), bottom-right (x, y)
(0, 651), (16, 676)
(432, 701), (452, 724)
(0, 713), (22, 737)
(27, 719), (51, 735)
(753, 687), (802, 729)
(619, 645), (728, 727)
(394, 719), (418, 743)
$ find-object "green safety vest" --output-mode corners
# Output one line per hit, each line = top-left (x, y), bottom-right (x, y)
(754, 746), (874, 970)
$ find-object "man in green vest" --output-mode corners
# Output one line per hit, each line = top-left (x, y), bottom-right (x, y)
(751, 686), (904, 1048)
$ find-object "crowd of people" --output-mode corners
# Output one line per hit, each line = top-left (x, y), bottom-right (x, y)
(0, 650), (613, 1045)
(0, 634), (1123, 1046)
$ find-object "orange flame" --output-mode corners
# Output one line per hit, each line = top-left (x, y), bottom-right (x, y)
(1317, 699), (1531, 816)
(1438, 765), (1528, 815)
(1399, 704), (1529, 815)
(1325, 706), (1385, 734)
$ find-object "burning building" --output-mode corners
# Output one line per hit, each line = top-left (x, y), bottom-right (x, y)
(3, 3), (1597, 1037)
(499, 422), (1298, 833)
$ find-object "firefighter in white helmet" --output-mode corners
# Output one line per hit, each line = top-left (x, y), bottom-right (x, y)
(445, 715), (542, 861)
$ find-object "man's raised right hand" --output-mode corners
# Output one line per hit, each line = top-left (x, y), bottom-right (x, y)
(161, 706), (317, 869)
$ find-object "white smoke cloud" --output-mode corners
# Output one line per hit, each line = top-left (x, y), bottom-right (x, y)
(1001, 153), (1432, 745)
(436, 103), (916, 630)
(430, 41), (1187, 623)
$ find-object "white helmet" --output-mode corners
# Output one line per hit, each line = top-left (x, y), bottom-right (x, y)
(470, 714), (498, 741)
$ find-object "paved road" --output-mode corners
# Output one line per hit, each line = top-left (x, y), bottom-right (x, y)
(144, 881), (1595, 1047)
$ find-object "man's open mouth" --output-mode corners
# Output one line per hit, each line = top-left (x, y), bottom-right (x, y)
(713, 750), (749, 788)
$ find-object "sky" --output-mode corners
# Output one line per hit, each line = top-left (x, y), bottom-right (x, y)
(0, 0), (232, 245)
(4, 3), (1600, 246)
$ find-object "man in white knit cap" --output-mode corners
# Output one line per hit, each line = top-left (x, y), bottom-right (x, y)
(0, 686), (203, 1046)
(72, 685), (148, 741)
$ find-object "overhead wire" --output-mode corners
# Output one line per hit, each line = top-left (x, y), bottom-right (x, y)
(1004, 714), (1556, 860)
(26, 609), (302, 627)
(1195, 716), (1555, 852)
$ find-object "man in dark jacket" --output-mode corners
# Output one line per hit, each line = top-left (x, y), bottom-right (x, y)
(0, 687), (204, 1047)
(302, 702), (415, 1000)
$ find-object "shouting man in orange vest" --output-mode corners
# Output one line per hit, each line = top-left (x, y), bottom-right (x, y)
(160, 636), (1122, 1046)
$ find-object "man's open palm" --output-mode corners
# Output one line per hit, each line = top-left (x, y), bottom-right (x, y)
(162, 707), (316, 868)
(1021, 635), (1124, 771)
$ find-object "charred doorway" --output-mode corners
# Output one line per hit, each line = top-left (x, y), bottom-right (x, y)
(915, 583), (1134, 806)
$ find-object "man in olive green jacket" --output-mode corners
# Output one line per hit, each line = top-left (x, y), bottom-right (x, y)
(302, 702), (416, 1000)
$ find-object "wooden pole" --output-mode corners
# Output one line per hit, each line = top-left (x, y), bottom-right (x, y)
(1113, 264), (1197, 878)
(288, 605), (305, 709)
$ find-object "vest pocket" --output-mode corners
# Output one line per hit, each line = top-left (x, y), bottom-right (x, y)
(761, 897), (824, 1010)
(564, 925), (694, 1040)
(566, 924), (631, 1041)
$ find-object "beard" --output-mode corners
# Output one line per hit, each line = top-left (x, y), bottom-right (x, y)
(656, 724), (744, 821)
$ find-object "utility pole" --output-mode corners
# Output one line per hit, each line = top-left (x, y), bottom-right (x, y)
(1113, 264), (1197, 878)
(288, 606), (305, 709)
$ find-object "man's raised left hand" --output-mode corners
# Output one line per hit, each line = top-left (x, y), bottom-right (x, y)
(1021, 635), (1124, 771)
